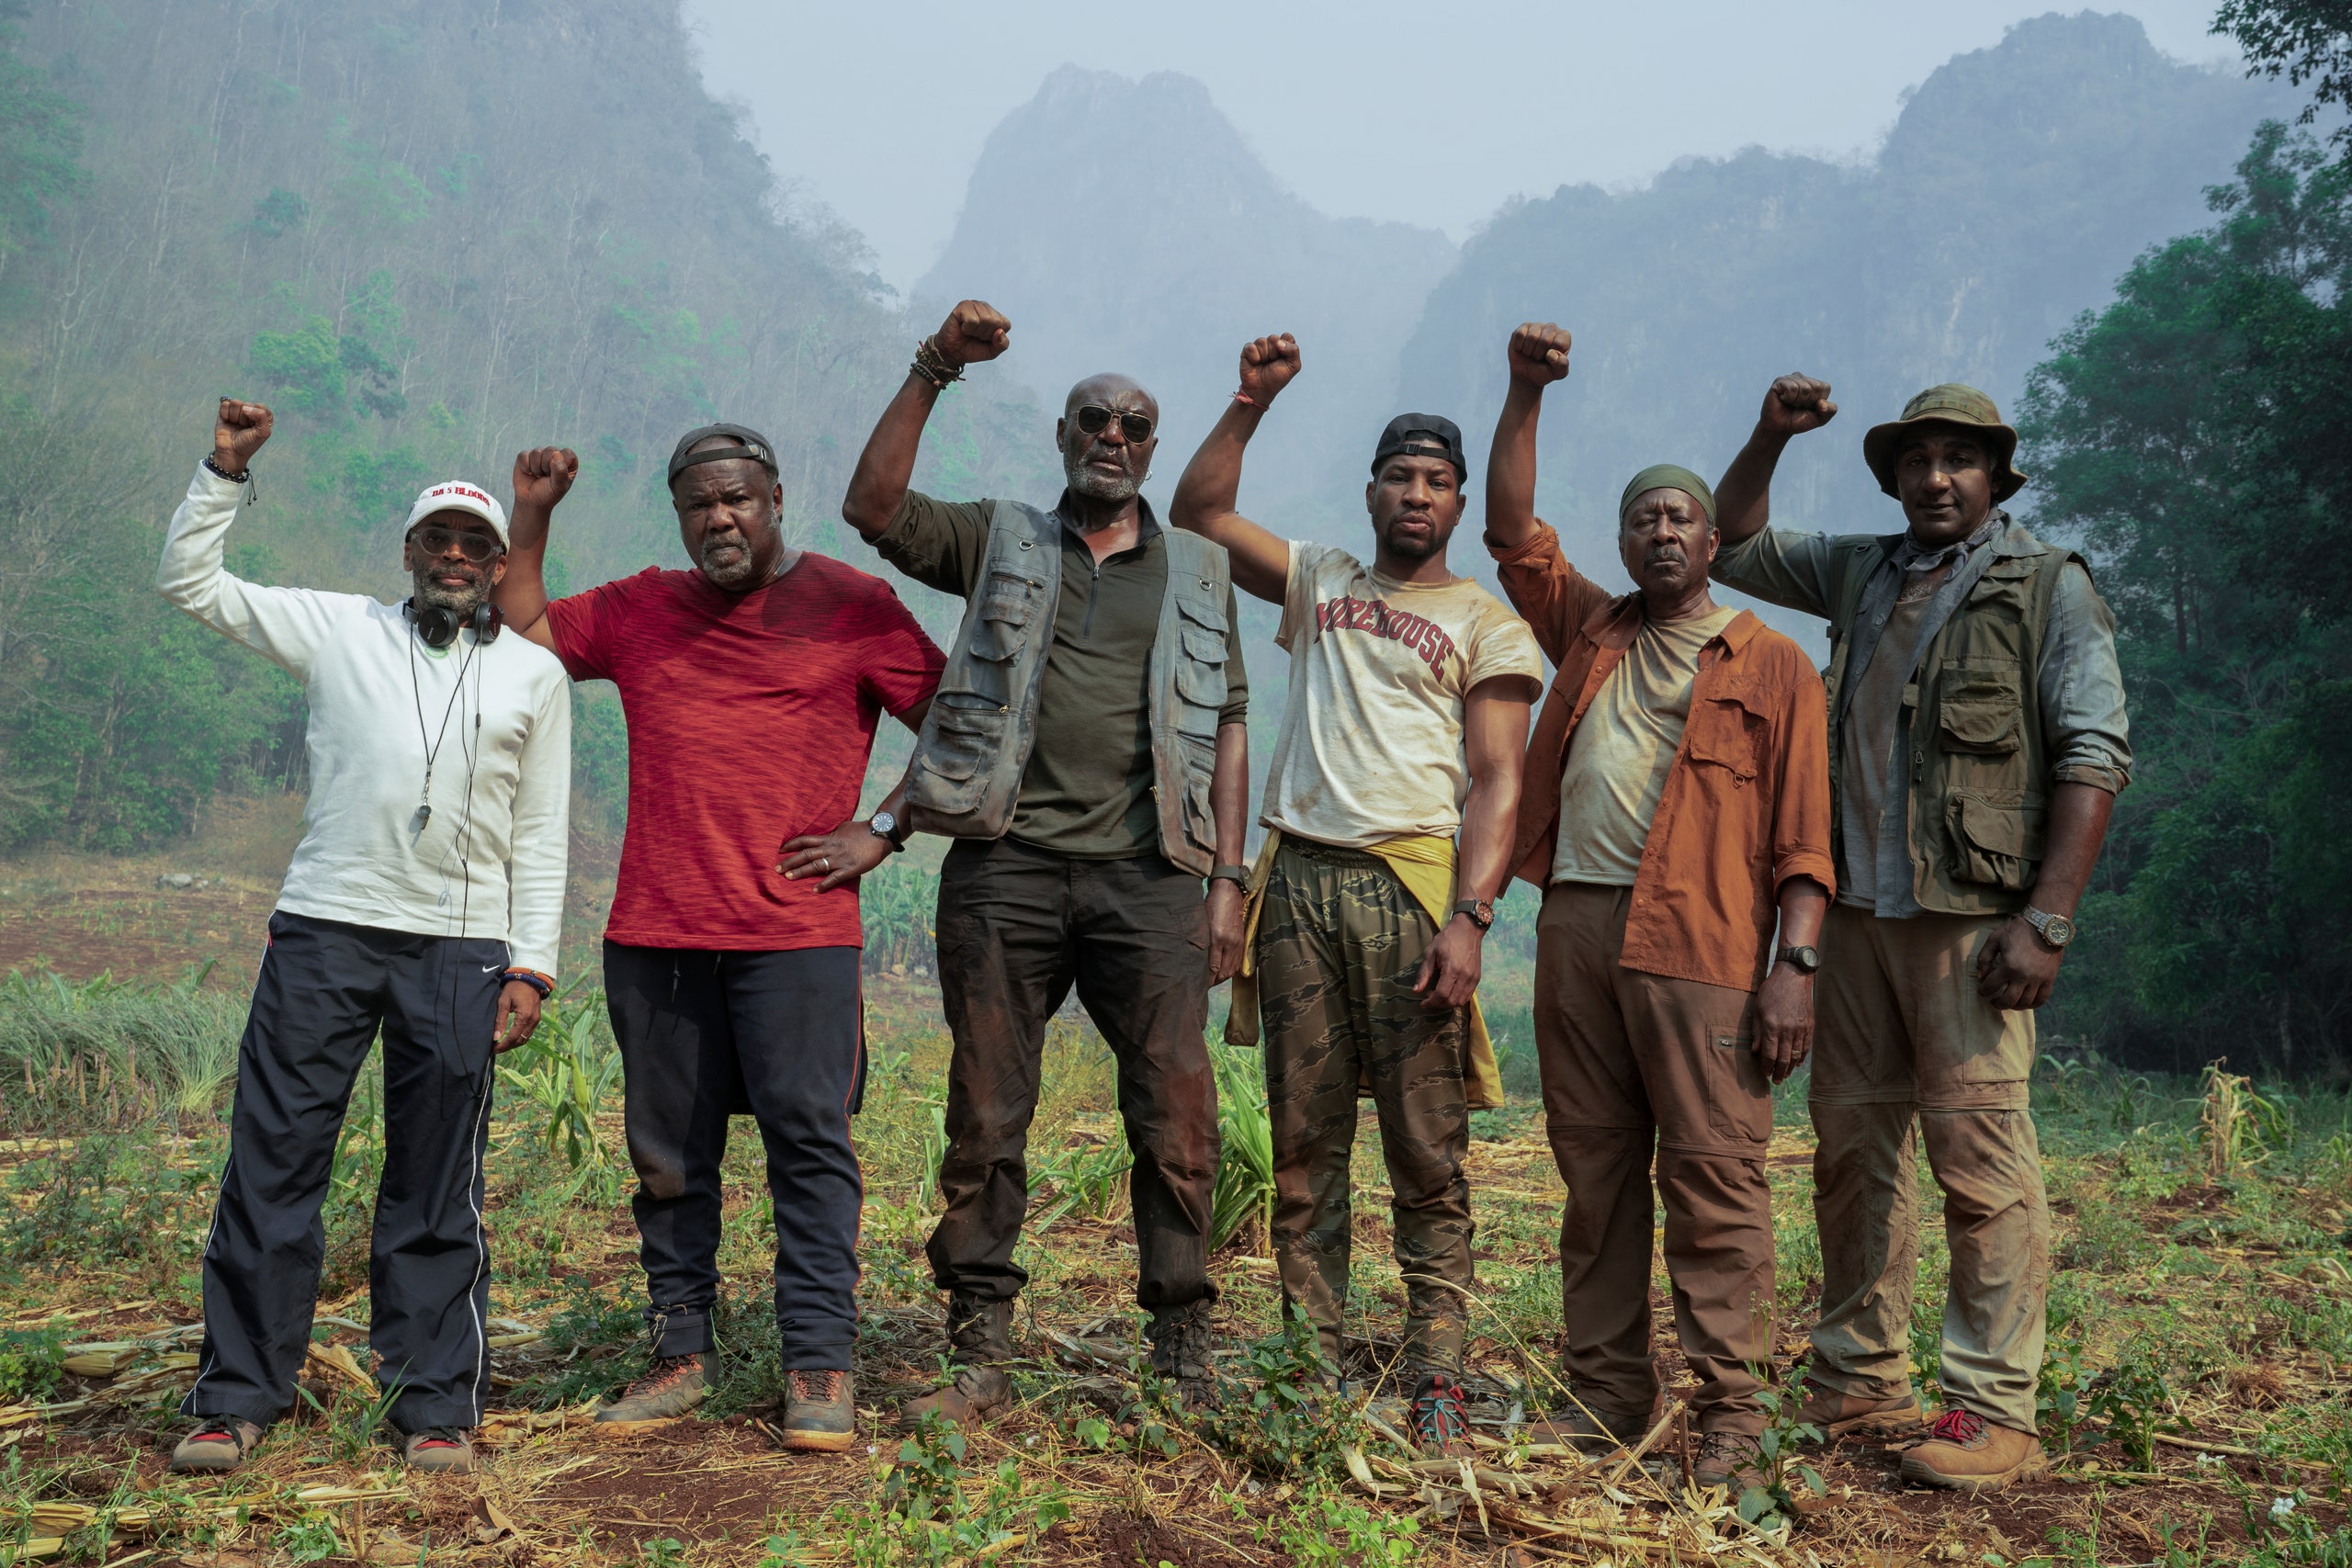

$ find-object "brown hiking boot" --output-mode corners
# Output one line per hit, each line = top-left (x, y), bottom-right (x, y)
(1899, 1407), (2047, 1493)
(595, 1352), (711, 1423)
(1146, 1299), (1217, 1407)
(169, 1416), (262, 1472)
(1525, 1401), (1651, 1453)
(401, 1427), (477, 1473)
(1796, 1378), (1925, 1438)
(898, 1295), (1014, 1430)
(780, 1369), (858, 1452)
(1689, 1430), (1762, 1491)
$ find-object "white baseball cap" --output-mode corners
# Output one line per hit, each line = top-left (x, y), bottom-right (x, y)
(403, 480), (509, 547)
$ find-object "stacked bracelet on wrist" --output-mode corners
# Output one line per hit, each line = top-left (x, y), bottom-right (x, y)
(202, 454), (251, 484)
(911, 337), (964, 390)
(502, 968), (554, 998)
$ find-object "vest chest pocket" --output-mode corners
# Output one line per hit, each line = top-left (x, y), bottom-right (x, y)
(911, 694), (1010, 814)
(1172, 599), (1228, 733)
(1944, 788), (2047, 891)
(1938, 666), (2023, 755)
(970, 570), (1046, 662)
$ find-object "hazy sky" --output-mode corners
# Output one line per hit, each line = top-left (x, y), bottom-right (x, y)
(683, 2), (2243, 293)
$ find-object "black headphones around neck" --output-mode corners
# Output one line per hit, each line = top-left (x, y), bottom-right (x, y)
(406, 599), (502, 649)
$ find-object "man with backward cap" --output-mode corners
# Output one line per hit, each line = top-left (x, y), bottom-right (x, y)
(1482, 324), (1837, 1490)
(1707, 377), (2129, 1492)
(493, 423), (946, 1453)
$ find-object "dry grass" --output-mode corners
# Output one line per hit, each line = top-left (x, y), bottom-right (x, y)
(1, 858), (2350, 1565)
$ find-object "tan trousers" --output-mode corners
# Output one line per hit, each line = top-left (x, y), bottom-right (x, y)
(1809, 902), (2049, 1433)
(1536, 884), (1775, 1436)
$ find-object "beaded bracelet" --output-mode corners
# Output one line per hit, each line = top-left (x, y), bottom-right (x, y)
(911, 336), (965, 389)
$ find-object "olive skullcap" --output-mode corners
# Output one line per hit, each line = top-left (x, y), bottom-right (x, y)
(1372, 412), (1469, 481)
(1619, 464), (1715, 523)
(1861, 384), (2029, 503)
(667, 422), (780, 487)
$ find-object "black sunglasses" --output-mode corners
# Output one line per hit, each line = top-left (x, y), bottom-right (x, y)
(1074, 404), (1154, 444)
(408, 524), (503, 564)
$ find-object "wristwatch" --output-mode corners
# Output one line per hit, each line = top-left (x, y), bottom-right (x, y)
(1774, 944), (1821, 974)
(867, 809), (908, 851)
(2022, 907), (2076, 948)
(1207, 863), (1250, 888)
(1451, 898), (1496, 931)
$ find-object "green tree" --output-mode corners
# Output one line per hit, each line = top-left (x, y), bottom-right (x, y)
(0, 0), (83, 289)
(2216, 0), (2352, 174)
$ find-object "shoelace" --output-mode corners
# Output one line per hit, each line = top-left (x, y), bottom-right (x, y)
(1413, 1376), (1470, 1449)
(1927, 1407), (1986, 1445)
(634, 1355), (697, 1393)
(790, 1370), (846, 1403)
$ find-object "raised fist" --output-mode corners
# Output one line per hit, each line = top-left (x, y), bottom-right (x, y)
(1507, 321), (1572, 386)
(932, 300), (1011, 368)
(513, 446), (579, 512)
(1238, 333), (1301, 405)
(213, 399), (273, 472)
(1759, 374), (1837, 436)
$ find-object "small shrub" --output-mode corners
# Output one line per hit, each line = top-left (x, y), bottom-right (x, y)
(1736, 1367), (1826, 1531)
(2089, 1354), (2178, 1467)
(0, 1321), (67, 1403)
(1276, 1483), (1421, 1565)
(1198, 1307), (1354, 1478)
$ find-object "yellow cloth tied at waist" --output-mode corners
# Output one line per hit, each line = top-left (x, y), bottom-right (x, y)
(1224, 829), (1504, 1111)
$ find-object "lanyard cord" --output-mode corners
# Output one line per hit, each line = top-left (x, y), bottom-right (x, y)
(408, 623), (481, 829)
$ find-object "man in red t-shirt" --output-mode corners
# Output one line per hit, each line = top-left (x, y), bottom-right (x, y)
(494, 425), (944, 1453)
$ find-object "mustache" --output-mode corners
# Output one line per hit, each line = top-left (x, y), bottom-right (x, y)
(1643, 547), (1688, 567)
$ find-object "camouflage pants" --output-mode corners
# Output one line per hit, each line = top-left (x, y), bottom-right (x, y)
(1257, 837), (1473, 1375)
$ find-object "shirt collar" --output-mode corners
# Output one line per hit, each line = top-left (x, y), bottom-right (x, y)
(1053, 491), (1160, 555)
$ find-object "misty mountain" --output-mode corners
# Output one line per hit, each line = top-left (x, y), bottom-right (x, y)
(916, 66), (1456, 524)
(1397, 11), (2300, 570)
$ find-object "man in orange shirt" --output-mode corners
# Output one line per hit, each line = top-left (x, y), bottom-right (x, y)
(1484, 324), (1835, 1489)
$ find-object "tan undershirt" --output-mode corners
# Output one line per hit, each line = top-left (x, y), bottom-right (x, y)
(1552, 603), (1738, 886)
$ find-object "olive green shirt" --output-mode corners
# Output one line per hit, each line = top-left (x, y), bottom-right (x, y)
(876, 491), (1249, 860)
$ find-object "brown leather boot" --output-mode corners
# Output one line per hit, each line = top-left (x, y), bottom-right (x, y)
(1795, 1379), (1925, 1438)
(595, 1352), (712, 1423)
(898, 1295), (1014, 1430)
(1524, 1400), (1652, 1453)
(1689, 1430), (1762, 1492)
(1898, 1407), (2047, 1493)
(1146, 1299), (1217, 1408)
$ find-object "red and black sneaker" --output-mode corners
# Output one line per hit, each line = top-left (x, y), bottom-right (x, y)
(1410, 1371), (1472, 1457)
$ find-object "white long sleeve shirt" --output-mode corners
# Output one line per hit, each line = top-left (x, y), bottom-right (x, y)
(158, 464), (571, 975)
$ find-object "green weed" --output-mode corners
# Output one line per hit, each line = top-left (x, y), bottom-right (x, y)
(0, 1321), (66, 1403)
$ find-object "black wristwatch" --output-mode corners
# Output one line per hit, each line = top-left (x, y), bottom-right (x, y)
(1207, 863), (1250, 889)
(1451, 898), (1495, 932)
(1775, 944), (1821, 974)
(867, 809), (908, 851)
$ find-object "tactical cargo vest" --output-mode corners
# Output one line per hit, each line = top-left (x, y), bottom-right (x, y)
(903, 501), (1233, 876)
(1820, 521), (2085, 917)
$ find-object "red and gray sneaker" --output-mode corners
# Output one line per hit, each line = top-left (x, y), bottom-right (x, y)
(169, 1416), (262, 1473)
(401, 1427), (477, 1473)
(1410, 1371), (1472, 1457)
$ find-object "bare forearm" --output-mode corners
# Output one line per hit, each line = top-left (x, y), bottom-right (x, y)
(1455, 773), (1520, 903)
(842, 373), (942, 539)
(1713, 427), (1792, 547)
(1211, 720), (1249, 866)
(1484, 379), (1544, 548)
(1776, 875), (1828, 948)
(1170, 401), (1261, 535)
(2030, 782), (2114, 918)
(495, 502), (555, 645)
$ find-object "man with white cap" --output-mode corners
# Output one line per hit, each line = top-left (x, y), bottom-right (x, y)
(157, 398), (571, 1475)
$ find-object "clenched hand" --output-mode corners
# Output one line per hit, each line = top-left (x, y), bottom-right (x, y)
(1238, 333), (1302, 406)
(1507, 321), (1572, 386)
(213, 399), (273, 472)
(932, 299), (1011, 368)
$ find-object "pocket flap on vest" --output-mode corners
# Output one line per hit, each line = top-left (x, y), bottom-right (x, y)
(1180, 626), (1227, 664)
(1951, 790), (2049, 860)
(1176, 596), (1228, 634)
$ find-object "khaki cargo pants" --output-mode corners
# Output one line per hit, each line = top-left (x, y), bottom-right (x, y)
(1536, 883), (1777, 1437)
(1809, 901), (2050, 1434)
(1256, 838), (1474, 1375)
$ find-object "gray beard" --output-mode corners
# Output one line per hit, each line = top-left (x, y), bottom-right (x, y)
(413, 567), (489, 616)
(1064, 450), (1141, 504)
(698, 537), (762, 589)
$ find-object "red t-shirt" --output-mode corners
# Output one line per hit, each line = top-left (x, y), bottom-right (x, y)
(548, 555), (944, 951)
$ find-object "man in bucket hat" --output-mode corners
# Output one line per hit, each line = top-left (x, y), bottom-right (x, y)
(1709, 377), (2131, 1492)
(1481, 324), (1836, 1492)
(160, 400), (572, 1474)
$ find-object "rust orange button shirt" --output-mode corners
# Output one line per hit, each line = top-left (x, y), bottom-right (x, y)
(1490, 521), (1837, 994)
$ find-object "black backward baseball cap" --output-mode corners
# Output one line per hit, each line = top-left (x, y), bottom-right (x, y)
(1372, 412), (1468, 481)
(667, 423), (780, 486)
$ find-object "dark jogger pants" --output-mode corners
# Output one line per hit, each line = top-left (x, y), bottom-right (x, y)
(925, 838), (1221, 1314)
(604, 943), (865, 1369)
(185, 911), (505, 1435)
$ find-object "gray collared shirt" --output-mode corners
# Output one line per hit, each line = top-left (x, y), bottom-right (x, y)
(1713, 511), (2132, 917)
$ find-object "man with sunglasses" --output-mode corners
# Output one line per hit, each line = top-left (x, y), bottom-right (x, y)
(159, 400), (571, 1475)
(1170, 333), (1540, 1456)
(494, 425), (944, 1454)
(842, 299), (1251, 1426)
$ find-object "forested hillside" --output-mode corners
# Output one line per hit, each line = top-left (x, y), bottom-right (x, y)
(0, 0), (1042, 850)
(1396, 13), (2296, 570)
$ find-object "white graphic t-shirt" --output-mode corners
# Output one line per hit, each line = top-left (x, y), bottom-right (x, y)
(1261, 541), (1544, 850)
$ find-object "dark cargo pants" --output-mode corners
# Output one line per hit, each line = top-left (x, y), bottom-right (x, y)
(185, 911), (504, 1435)
(1257, 838), (1474, 1375)
(926, 837), (1221, 1315)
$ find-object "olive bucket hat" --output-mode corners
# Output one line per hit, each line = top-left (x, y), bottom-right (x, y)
(1861, 383), (2030, 503)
